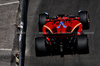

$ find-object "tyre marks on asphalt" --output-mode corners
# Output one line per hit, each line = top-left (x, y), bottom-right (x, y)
(25, 0), (42, 56)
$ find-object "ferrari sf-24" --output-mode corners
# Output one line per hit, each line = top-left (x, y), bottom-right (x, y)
(35, 10), (90, 57)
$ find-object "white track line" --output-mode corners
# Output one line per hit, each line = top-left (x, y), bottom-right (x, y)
(0, 1), (19, 6)
(0, 48), (12, 51)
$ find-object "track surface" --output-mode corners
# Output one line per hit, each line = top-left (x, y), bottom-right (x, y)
(25, 0), (100, 66)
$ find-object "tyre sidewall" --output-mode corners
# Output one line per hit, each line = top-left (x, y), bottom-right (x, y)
(79, 11), (90, 30)
(35, 37), (48, 56)
(39, 14), (48, 32)
(76, 35), (89, 54)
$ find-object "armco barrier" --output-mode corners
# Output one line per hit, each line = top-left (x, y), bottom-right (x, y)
(18, 0), (29, 66)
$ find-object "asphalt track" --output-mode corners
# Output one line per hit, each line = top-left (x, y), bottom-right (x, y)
(25, 0), (100, 66)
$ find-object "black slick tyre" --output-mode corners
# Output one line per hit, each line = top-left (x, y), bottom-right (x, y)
(76, 35), (89, 54)
(39, 14), (48, 32)
(78, 11), (90, 30)
(35, 37), (47, 56)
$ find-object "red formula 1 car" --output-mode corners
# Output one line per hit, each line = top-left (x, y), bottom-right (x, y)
(35, 11), (90, 57)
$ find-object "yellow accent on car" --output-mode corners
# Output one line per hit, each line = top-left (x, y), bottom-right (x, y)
(44, 25), (53, 33)
(71, 23), (81, 32)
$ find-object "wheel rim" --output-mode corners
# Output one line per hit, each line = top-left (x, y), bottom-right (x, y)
(87, 13), (90, 23)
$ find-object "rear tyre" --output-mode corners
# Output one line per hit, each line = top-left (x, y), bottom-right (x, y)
(78, 11), (90, 30)
(39, 14), (49, 32)
(35, 37), (47, 56)
(76, 35), (89, 54)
